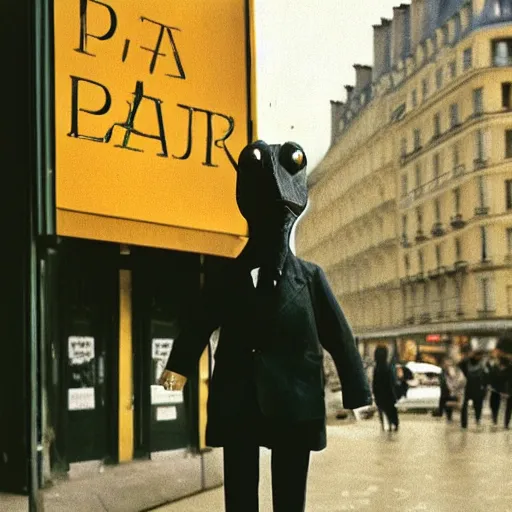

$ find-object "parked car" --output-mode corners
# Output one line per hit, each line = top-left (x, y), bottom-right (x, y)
(396, 362), (441, 412)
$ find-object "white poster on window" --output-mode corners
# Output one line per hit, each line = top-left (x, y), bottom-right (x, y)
(68, 336), (95, 365)
(68, 387), (95, 410)
(152, 338), (173, 383)
(151, 338), (184, 404)
(156, 406), (177, 421)
(151, 385), (183, 405)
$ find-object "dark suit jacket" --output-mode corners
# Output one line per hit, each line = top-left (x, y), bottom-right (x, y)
(166, 252), (372, 448)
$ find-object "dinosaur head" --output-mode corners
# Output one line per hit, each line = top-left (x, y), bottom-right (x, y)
(236, 140), (308, 228)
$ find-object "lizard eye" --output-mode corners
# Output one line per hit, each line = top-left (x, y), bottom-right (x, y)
(291, 150), (304, 167)
(279, 142), (307, 175)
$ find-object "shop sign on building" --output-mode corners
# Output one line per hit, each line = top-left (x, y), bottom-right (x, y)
(54, 0), (252, 254)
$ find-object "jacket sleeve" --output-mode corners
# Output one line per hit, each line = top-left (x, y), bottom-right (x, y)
(313, 266), (372, 409)
(165, 273), (222, 378)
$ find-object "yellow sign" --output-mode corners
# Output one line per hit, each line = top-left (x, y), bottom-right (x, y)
(54, 0), (252, 256)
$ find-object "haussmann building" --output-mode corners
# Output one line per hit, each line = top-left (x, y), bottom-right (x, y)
(296, 0), (512, 365)
(1, 0), (256, 509)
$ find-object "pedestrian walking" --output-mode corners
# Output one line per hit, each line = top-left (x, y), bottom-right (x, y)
(372, 345), (399, 432)
(458, 349), (488, 429)
(440, 359), (466, 423)
(159, 140), (372, 512)
(493, 335), (512, 429)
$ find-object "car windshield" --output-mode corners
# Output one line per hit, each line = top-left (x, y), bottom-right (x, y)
(413, 372), (440, 387)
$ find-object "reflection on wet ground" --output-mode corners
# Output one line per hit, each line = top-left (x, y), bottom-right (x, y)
(155, 414), (512, 512)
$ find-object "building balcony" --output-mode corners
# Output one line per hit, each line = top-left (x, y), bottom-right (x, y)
(473, 158), (488, 170)
(454, 260), (469, 272)
(415, 230), (428, 243)
(412, 271), (427, 283)
(450, 213), (466, 229)
(474, 205), (489, 216)
(428, 266), (447, 279)
(400, 234), (410, 248)
(419, 313), (431, 324)
(452, 164), (466, 178)
(431, 222), (445, 237)
(477, 309), (496, 319)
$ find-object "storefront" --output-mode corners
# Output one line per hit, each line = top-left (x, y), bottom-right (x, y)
(397, 333), (449, 366)
(0, 0), (255, 503)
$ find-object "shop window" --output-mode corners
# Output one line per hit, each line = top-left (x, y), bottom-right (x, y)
(493, 39), (512, 66)
(449, 103), (459, 128)
(433, 113), (441, 138)
(436, 68), (443, 90)
(506, 179), (512, 209)
(463, 47), (473, 70)
(473, 87), (483, 115)
(502, 82), (512, 109)
(506, 130), (512, 158)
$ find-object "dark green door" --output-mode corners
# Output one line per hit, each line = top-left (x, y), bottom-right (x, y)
(59, 240), (117, 463)
(132, 248), (200, 455)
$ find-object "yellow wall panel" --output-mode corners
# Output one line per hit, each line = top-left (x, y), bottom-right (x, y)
(53, 0), (252, 252)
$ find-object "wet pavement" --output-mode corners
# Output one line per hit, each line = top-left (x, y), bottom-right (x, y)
(153, 414), (512, 512)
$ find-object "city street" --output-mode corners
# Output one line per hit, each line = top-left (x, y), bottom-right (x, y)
(154, 414), (512, 512)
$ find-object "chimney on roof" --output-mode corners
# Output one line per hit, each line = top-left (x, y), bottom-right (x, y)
(330, 100), (345, 145)
(372, 19), (392, 80)
(354, 64), (373, 91)
(411, 0), (426, 49)
(345, 85), (354, 102)
(472, 0), (486, 16)
(391, 4), (411, 65)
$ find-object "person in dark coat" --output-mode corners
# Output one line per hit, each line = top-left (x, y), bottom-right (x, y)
(372, 345), (399, 432)
(494, 335), (512, 429)
(458, 349), (488, 429)
(159, 140), (372, 512)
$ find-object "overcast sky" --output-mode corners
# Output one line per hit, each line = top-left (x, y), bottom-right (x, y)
(254, 0), (410, 171)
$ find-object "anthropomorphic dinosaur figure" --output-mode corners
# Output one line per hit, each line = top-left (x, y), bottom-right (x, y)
(160, 140), (372, 512)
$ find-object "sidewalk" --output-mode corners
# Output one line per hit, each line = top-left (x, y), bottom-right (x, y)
(0, 449), (222, 512)
(153, 415), (512, 512)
